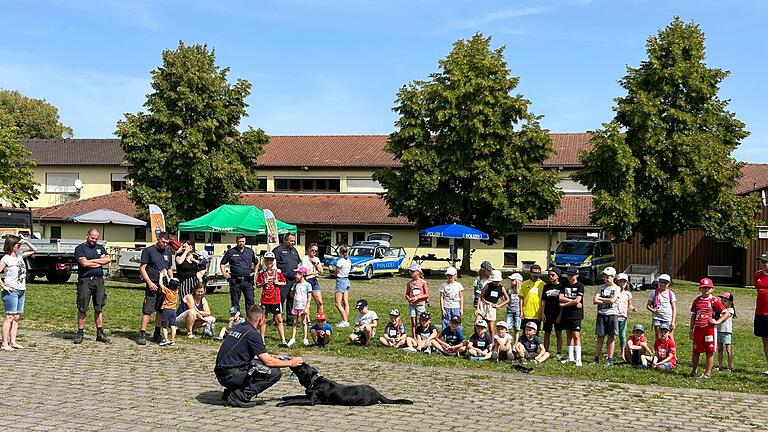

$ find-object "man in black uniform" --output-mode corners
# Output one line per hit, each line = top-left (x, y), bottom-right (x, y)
(215, 304), (303, 407)
(137, 232), (173, 346)
(559, 266), (585, 366)
(541, 267), (564, 360)
(220, 234), (258, 313)
(272, 233), (300, 326)
(73, 228), (111, 344)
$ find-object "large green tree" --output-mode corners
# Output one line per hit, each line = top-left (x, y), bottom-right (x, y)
(0, 127), (38, 206)
(0, 89), (72, 138)
(574, 17), (761, 272)
(374, 33), (561, 270)
(116, 42), (268, 229)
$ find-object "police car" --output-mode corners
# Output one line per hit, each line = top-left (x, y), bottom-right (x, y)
(323, 233), (406, 279)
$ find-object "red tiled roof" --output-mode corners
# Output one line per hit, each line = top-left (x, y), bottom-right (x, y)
(22, 139), (128, 166)
(526, 195), (596, 229)
(736, 163), (768, 195)
(545, 133), (593, 167)
(33, 191), (138, 220)
(241, 193), (411, 226)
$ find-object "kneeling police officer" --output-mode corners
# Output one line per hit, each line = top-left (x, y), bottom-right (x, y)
(215, 304), (303, 407)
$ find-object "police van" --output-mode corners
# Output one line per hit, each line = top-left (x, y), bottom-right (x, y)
(551, 236), (615, 284)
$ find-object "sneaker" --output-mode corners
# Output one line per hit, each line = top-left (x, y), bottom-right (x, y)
(575, 360), (583, 367)
(713, 366), (721, 372)
(213, 336), (224, 341)
(605, 359), (614, 368)
(159, 339), (171, 346)
(187, 334), (200, 339)
(423, 347), (432, 355)
(403, 346), (417, 352)
(302, 338), (310, 346)
(490, 352), (499, 361)
(287, 338), (296, 347)
(96, 333), (110, 343)
(169, 340), (176, 346)
(73, 331), (84, 344)
(336, 321), (349, 328)
(763, 370), (768, 376)
(226, 393), (265, 408)
(555, 353), (563, 361)
(278, 341), (289, 348)
(694, 374), (711, 381)
(688, 370), (698, 378)
(592, 357), (600, 365)
(136, 332), (147, 346)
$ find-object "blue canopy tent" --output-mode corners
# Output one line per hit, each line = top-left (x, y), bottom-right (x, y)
(414, 223), (490, 269)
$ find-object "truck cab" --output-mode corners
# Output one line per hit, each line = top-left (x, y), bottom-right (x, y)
(552, 236), (615, 284)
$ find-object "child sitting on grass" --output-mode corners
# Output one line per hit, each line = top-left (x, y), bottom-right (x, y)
(379, 308), (407, 348)
(310, 312), (333, 348)
(404, 311), (438, 353)
(466, 319), (493, 360)
(623, 324), (653, 368)
(652, 323), (676, 371)
(432, 315), (467, 356)
(159, 272), (179, 347)
(513, 321), (549, 365)
(491, 320), (514, 361)
(216, 306), (245, 341)
(348, 299), (378, 347)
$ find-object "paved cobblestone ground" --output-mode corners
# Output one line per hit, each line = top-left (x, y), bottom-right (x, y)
(2, 331), (768, 432)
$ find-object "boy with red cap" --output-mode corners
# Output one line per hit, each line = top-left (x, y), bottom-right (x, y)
(310, 312), (333, 348)
(689, 278), (731, 379)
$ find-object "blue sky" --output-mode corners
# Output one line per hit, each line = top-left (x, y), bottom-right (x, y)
(1, 0), (766, 162)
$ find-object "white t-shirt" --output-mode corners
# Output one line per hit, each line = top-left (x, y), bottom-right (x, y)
(300, 255), (320, 279)
(336, 257), (352, 278)
(292, 281), (311, 310)
(494, 333), (513, 346)
(440, 281), (464, 309)
(355, 310), (379, 327)
(717, 307), (735, 334)
(648, 288), (677, 323)
(1, 254), (26, 291)
(595, 283), (620, 316)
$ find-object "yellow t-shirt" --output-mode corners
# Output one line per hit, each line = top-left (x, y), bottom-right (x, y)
(519, 279), (545, 319)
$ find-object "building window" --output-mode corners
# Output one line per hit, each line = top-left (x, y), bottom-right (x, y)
(274, 178), (340, 192)
(419, 236), (432, 247)
(556, 177), (590, 194)
(436, 237), (450, 248)
(336, 231), (349, 245)
(504, 252), (518, 267)
(352, 231), (366, 244)
(134, 227), (147, 242)
(759, 227), (768, 239)
(50, 226), (62, 239)
(111, 173), (128, 192)
(45, 173), (79, 194)
(347, 177), (385, 193)
(253, 178), (267, 192)
(504, 234), (518, 249)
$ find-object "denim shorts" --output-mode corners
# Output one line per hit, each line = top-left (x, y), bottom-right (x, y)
(506, 312), (521, 331)
(307, 277), (321, 292)
(2, 289), (26, 314)
(408, 304), (426, 318)
(335, 277), (350, 293)
(717, 332), (732, 345)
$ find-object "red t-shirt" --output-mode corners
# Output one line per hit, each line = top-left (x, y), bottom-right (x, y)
(654, 338), (677, 366)
(690, 295), (725, 329)
(256, 268), (285, 305)
(628, 334), (646, 346)
(755, 271), (768, 316)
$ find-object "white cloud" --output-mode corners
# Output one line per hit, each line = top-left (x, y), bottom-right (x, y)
(436, 6), (547, 33)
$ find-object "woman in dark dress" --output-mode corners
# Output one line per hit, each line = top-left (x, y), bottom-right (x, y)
(175, 241), (200, 299)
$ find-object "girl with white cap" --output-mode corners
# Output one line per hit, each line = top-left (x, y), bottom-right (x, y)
(506, 272), (524, 343)
(476, 269), (509, 337)
(616, 272), (638, 359)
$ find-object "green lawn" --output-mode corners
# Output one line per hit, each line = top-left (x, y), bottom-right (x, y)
(19, 274), (768, 394)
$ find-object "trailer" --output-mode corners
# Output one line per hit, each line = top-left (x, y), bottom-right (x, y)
(116, 248), (229, 294)
(623, 264), (659, 291)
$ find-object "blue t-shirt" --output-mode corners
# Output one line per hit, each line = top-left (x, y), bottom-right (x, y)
(215, 322), (267, 370)
(221, 246), (257, 278)
(440, 327), (465, 345)
(469, 332), (492, 350)
(74, 242), (108, 278)
(310, 323), (334, 334)
(140, 244), (173, 283)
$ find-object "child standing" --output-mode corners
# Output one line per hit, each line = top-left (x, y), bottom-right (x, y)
(310, 312), (333, 348)
(159, 274), (179, 346)
(716, 292), (736, 372)
(652, 323), (677, 371)
(593, 267), (620, 367)
(647, 274), (677, 343)
(255, 252), (287, 347)
(216, 306), (245, 340)
(559, 267), (585, 366)
(288, 268), (311, 347)
(473, 261), (493, 308)
(334, 245), (352, 328)
(439, 267), (464, 331)
(616, 272), (638, 359)
(689, 278), (731, 380)
(379, 309), (407, 348)
(405, 263), (429, 338)
(506, 273), (523, 343)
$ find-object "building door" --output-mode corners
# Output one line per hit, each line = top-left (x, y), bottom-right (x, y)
(306, 230), (332, 259)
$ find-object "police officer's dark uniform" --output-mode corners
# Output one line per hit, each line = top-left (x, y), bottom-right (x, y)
(221, 245), (258, 312)
(74, 240), (109, 343)
(214, 321), (281, 407)
(272, 242), (300, 326)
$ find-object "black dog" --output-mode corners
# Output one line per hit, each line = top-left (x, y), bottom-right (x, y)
(277, 363), (413, 406)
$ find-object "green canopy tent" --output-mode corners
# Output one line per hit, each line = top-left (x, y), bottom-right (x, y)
(178, 204), (296, 235)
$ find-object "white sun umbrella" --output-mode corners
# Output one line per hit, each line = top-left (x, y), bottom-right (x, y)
(66, 209), (146, 240)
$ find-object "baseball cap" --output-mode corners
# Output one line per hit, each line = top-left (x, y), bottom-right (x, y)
(315, 312), (327, 321)
(718, 292), (734, 302)
(198, 250), (209, 259)
(445, 266), (458, 276)
(547, 267), (562, 277)
(525, 321), (538, 331)
(355, 299), (368, 309)
(489, 269), (503, 282)
(632, 323), (645, 333)
(228, 306), (238, 315)
(659, 322), (670, 331)
(388, 308), (400, 316)
(474, 319), (488, 328)
(757, 251), (768, 262)
(496, 321), (508, 329)
(408, 263), (422, 273)
(420, 311), (432, 320)
(658, 274), (671, 283)
(264, 252), (275, 259)
(617, 272), (629, 281)
(602, 266), (617, 276)
(450, 315), (462, 324)
(530, 264), (542, 273)
(566, 266), (579, 275)
(296, 267), (308, 275)
(699, 278), (714, 288)
(480, 261), (493, 271)
(508, 272), (523, 281)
